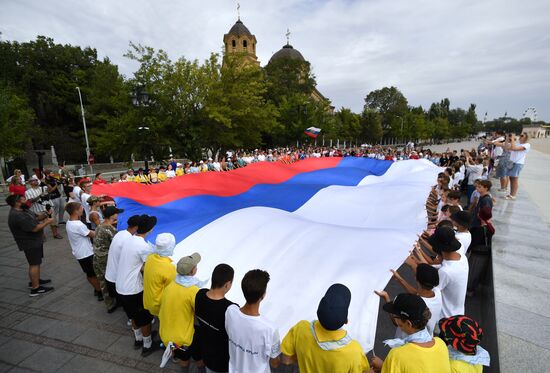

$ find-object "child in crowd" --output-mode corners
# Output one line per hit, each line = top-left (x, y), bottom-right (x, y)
(439, 316), (490, 372)
(385, 263), (442, 336)
(225, 269), (281, 372)
(195, 264), (236, 373)
(370, 293), (451, 372)
(281, 284), (371, 373)
(143, 233), (177, 316)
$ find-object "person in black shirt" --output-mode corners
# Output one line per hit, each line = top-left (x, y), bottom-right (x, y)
(471, 180), (493, 227)
(449, 150), (459, 165)
(439, 154), (449, 167)
(195, 264), (236, 373)
(6, 195), (54, 296)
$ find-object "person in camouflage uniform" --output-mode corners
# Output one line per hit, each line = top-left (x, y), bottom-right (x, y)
(93, 205), (124, 313)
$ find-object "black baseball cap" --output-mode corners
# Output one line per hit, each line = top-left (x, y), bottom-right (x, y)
(103, 206), (124, 219)
(317, 284), (351, 331)
(416, 263), (439, 288)
(382, 293), (427, 322)
(137, 214), (157, 234)
(450, 211), (472, 229)
(428, 226), (461, 253)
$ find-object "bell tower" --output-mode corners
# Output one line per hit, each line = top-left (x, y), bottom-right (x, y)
(223, 6), (259, 66)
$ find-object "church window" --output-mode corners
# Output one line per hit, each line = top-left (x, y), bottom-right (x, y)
(232, 40), (236, 48)
(243, 40), (248, 48)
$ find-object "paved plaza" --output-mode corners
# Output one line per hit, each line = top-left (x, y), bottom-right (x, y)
(0, 140), (549, 372)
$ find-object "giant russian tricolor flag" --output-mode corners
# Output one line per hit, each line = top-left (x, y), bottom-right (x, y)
(93, 157), (440, 351)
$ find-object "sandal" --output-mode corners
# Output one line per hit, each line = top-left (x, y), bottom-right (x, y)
(505, 195), (516, 200)
(53, 234), (63, 239)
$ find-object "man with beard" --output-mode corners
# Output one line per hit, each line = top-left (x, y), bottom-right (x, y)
(6, 195), (54, 296)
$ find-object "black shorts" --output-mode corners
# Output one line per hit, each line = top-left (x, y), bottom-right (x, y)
(77, 255), (96, 278)
(23, 245), (44, 266)
(173, 332), (202, 362)
(119, 292), (153, 327)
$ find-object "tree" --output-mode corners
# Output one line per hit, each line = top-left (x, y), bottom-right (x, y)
(360, 110), (383, 144)
(363, 87), (408, 133)
(201, 53), (278, 154)
(0, 84), (34, 158)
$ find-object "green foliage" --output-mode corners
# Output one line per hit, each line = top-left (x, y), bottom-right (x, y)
(360, 110), (383, 143)
(484, 118), (523, 134)
(363, 87), (408, 138)
(0, 84), (34, 157)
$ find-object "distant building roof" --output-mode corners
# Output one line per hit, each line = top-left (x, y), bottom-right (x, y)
(227, 20), (253, 37)
(268, 44), (305, 64)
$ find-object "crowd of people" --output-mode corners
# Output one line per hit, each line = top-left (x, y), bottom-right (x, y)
(5, 132), (532, 372)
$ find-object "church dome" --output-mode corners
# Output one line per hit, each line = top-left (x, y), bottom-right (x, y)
(268, 44), (305, 64)
(227, 19), (253, 37)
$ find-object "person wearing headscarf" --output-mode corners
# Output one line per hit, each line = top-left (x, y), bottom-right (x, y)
(142, 233), (177, 316)
(439, 316), (490, 372)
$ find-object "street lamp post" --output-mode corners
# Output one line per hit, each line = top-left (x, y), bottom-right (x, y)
(76, 86), (92, 174)
(131, 88), (151, 172)
(396, 115), (404, 144)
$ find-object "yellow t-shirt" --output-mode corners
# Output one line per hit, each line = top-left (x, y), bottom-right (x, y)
(158, 281), (199, 346)
(281, 320), (370, 373)
(176, 169), (184, 176)
(158, 172), (167, 182)
(134, 174), (149, 183)
(143, 254), (176, 316)
(382, 337), (451, 373)
(450, 359), (482, 373)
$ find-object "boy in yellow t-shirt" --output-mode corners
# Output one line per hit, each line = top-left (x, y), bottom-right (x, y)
(159, 253), (204, 372)
(438, 316), (490, 373)
(281, 284), (370, 373)
(157, 165), (167, 182)
(371, 293), (451, 373)
(143, 233), (177, 316)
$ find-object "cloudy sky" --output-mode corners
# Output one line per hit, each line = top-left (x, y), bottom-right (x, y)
(2, 0), (549, 121)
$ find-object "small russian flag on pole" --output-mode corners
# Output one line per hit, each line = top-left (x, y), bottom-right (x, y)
(304, 126), (321, 138)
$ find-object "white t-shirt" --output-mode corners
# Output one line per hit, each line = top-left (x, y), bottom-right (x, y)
(509, 142), (530, 164)
(166, 170), (176, 178)
(70, 185), (82, 203)
(80, 192), (91, 223)
(66, 220), (93, 260)
(105, 229), (132, 282)
(466, 164), (483, 185)
(455, 231), (472, 257)
(437, 258), (469, 318)
(424, 288), (443, 335)
(225, 304), (281, 373)
(115, 235), (150, 295)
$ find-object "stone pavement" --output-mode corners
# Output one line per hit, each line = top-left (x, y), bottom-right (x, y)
(491, 147), (550, 372)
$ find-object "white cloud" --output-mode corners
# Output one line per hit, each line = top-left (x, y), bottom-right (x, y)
(1, 0), (549, 120)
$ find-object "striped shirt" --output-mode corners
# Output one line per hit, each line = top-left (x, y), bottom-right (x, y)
(25, 186), (46, 214)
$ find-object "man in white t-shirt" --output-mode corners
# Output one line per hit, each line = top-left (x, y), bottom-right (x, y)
(64, 202), (102, 300)
(505, 133), (531, 200)
(428, 226), (468, 318)
(104, 214), (140, 307)
(225, 269), (281, 373)
(80, 182), (93, 226)
(116, 214), (158, 357)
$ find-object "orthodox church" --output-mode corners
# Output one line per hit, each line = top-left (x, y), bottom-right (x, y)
(223, 17), (332, 108)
